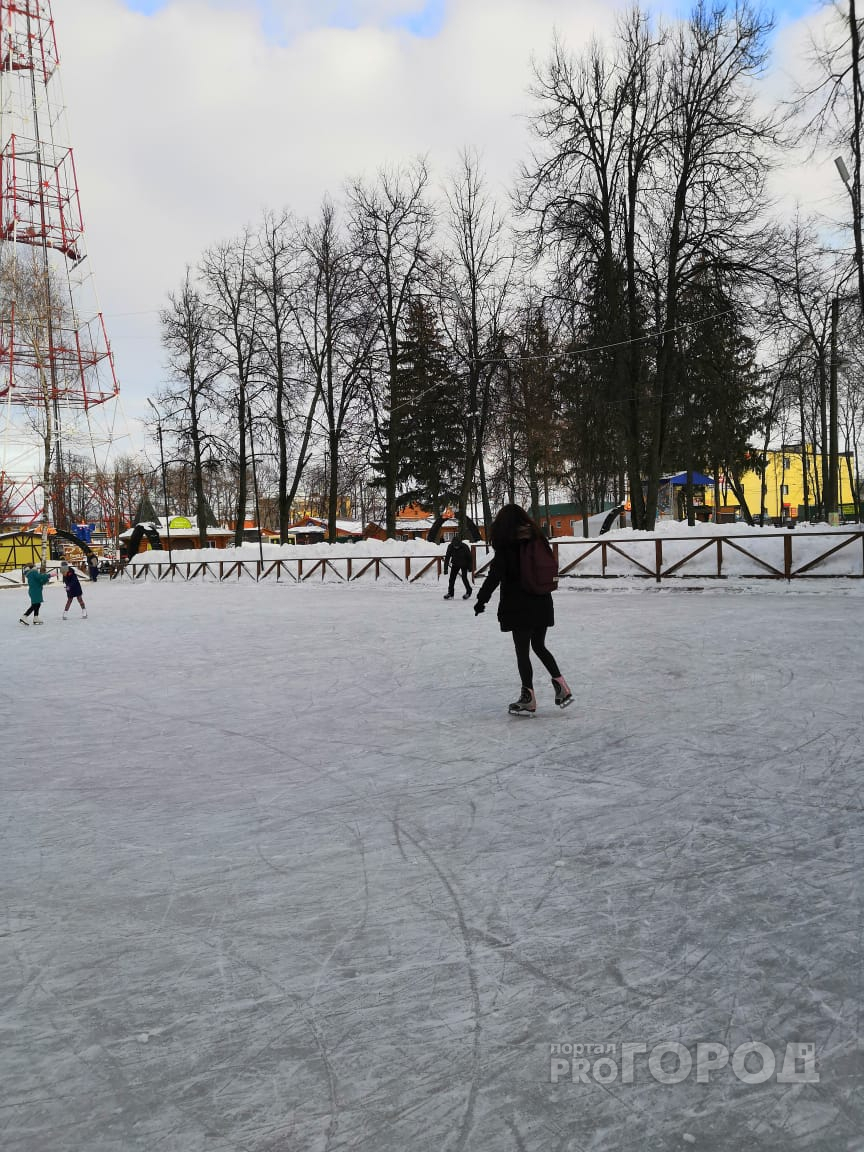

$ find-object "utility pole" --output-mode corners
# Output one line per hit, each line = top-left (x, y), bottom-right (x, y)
(799, 386), (810, 522)
(828, 295), (840, 521)
(147, 398), (173, 563)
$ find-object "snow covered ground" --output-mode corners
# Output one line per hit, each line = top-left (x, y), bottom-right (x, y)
(4, 577), (863, 1151)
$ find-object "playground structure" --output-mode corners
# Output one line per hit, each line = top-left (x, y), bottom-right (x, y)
(0, 0), (119, 557)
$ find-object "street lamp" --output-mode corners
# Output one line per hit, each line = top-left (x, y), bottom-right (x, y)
(146, 398), (173, 563)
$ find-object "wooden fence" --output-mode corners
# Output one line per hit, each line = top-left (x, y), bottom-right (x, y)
(122, 531), (864, 584)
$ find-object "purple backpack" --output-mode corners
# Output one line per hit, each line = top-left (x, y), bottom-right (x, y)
(519, 536), (558, 594)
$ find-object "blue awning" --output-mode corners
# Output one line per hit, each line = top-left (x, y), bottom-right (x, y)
(661, 472), (714, 486)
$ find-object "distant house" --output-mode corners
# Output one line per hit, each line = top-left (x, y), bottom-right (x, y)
(365, 504), (461, 541)
(284, 517), (364, 544)
(119, 516), (234, 552)
(537, 502), (621, 537)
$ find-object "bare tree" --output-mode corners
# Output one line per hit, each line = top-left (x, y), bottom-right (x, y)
(253, 210), (321, 539)
(348, 160), (435, 536)
(520, 3), (777, 528)
(290, 199), (376, 541)
(797, 1), (864, 313)
(519, 10), (666, 528)
(437, 149), (513, 534)
(200, 231), (259, 545)
(160, 269), (220, 545)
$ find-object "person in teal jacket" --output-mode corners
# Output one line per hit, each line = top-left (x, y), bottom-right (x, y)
(20, 564), (51, 626)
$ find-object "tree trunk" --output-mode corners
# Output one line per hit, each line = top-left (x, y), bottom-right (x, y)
(234, 388), (247, 546)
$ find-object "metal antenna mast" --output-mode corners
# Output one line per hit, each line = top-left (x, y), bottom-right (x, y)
(0, 0), (118, 558)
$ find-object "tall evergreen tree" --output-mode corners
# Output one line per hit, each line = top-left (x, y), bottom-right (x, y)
(394, 298), (464, 518)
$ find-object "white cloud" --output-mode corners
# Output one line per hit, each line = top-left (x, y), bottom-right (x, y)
(47, 0), (837, 432)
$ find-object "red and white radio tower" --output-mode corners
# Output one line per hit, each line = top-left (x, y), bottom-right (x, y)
(0, 0), (118, 545)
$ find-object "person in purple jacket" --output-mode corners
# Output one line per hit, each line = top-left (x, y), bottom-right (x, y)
(61, 561), (88, 619)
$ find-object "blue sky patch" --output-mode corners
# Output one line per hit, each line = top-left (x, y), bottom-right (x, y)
(123, 0), (167, 13)
(119, 0), (815, 37)
(391, 0), (446, 37)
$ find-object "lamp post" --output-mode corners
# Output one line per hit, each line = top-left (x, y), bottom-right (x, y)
(146, 398), (173, 563)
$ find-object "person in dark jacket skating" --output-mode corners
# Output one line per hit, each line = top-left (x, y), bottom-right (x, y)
(474, 504), (572, 714)
(443, 538), (473, 599)
(61, 561), (87, 619)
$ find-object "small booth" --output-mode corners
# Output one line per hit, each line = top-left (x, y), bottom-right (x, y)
(658, 473), (715, 522)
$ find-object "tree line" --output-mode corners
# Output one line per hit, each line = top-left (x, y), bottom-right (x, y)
(136, 3), (864, 537)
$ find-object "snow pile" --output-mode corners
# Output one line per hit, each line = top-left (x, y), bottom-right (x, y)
(129, 536), (451, 566)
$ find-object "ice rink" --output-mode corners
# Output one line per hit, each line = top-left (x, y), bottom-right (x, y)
(4, 576), (864, 1151)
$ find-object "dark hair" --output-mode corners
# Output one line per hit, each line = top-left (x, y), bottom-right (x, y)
(489, 503), (542, 551)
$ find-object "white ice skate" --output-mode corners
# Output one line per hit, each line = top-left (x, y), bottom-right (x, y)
(19, 617), (29, 626)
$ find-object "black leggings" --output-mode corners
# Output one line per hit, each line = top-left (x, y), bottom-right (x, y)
(448, 566), (472, 595)
(512, 627), (561, 688)
(24, 603), (40, 618)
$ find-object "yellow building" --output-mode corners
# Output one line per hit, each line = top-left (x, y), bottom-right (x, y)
(706, 446), (858, 522)
(0, 530), (41, 572)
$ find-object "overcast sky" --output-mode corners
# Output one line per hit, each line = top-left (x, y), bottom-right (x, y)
(51, 0), (838, 446)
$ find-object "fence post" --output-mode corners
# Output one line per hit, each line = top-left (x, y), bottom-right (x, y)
(655, 539), (663, 583)
(405, 556), (410, 581)
(717, 538), (723, 578)
(784, 534), (792, 581)
(602, 541), (607, 576)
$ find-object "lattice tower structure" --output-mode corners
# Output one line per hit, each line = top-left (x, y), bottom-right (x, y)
(0, 0), (119, 535)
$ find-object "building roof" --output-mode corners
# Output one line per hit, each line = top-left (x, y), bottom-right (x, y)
(662, 472), (714, 487)
(119, 517), (233, 540)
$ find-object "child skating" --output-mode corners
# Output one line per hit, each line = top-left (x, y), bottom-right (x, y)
(20, 564), (51, 626)
(474, 503), (572, 714)
(61, 561), (88, 619)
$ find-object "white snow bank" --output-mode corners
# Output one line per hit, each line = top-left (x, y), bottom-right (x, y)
(130, 537), (451, 565)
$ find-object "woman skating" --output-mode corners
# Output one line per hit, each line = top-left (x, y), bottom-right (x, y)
(61, 561), (88, 619)
(20, 564), (51, 626)
(473, 503), (572, 714)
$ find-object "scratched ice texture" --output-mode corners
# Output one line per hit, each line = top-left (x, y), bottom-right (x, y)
(3, 577), (863, 1151)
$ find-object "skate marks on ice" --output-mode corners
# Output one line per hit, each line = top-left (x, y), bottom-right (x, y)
(2, 580), (864, 1150)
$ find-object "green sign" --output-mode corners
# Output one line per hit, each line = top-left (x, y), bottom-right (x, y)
(168, 516), (192, 530)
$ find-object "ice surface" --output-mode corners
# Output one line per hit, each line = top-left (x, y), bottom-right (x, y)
(3, 577), (863, 1151)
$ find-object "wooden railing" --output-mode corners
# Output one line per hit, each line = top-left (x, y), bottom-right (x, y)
(122, 531), (864, 584)
(123, 554), (447, 584)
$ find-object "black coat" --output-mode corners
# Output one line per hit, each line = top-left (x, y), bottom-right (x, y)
(444, 540), (472, 571)
(63, 569), (83, 599)
(476, 541), (554, 632)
